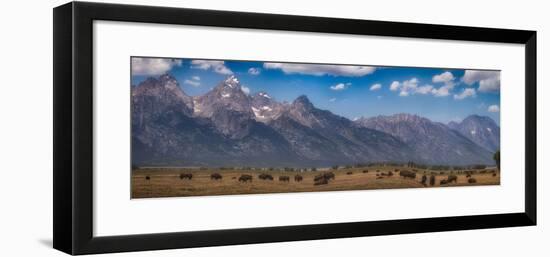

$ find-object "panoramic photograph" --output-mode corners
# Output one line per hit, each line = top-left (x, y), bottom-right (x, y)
(131, 57), (501, 198)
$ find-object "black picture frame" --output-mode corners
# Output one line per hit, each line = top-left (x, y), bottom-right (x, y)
(53, 1), (537, 255)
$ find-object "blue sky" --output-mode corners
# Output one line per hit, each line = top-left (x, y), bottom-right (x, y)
(131, 57), (501, 125)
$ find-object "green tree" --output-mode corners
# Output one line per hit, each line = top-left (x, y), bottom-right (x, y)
(493, 150), (500, 170)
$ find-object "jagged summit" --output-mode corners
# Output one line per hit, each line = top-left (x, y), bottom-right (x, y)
(131, 75), (499, 166)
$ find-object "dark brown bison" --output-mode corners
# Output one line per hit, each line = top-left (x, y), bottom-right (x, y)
(279, 176), (290, 182)
(145, 175), (150, 180)
(294, 175), (303, 182)
(346, 171), (353, 175)
(447, 175), (458, 183)
(399, 170), (416, 179)
(363, 170), (369, 173)
(179, 173), (192, 180)
(421, 175), (427, 186)
(468, 178), (477, 183)
(466, 174), (472, 178)
(210, 173), (222, 180)
(238, 174), (253, 182)
(314, 177), (328, 185)
(259, 173), (274, 180)
(429, 175), (436, 186)
(324, 172), (335, 180)
(440, 179), (448, 185)
(492, 173), (497, 177)
(314, 172), (334, 185)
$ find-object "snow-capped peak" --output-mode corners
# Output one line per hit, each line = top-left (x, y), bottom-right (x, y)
(258, 92), (271, 99)
(224, 75), (239, 88)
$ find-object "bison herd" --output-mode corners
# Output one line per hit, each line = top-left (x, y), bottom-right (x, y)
(142, 168), (496, 187)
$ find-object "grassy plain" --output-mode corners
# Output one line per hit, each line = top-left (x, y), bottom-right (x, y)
(131, 166), (500, 198)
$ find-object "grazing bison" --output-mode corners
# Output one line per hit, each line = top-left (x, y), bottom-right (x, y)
(399, 170), (416, 179)
(346, 171), (353, 175)
(259, 173), (274, 180)
(279, 176), (290, 182)
(294, 174), (303, 182)
(447, 175), (458, 183)
(238, 174), (253, 182)
(440, 179), (448, 185)
(145, 175), (150, 180)
(179, 173), (192, 180)
(492, 173), (497, 177)
(388, 171), (394, 176)
(468, 178), (477, 183)
(314, 172), (334, 185)
(429, 175), (436, 186)
(314, 177), (328, 185)
(363, 170), (369, 173)
(210, 173), (222, 180)
(421, 175), (427, 186)
(324, 172), (335, 180)
(466, 174), (472, 178)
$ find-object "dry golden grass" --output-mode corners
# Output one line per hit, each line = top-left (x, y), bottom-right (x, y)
(131, 166), (500, 198)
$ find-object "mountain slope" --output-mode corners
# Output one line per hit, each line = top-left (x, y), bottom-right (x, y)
(447, 115), (500, 152)
(355, 114), (495, 165)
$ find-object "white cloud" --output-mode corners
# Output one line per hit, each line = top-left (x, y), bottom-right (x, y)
(462, 70), (500, 93)
(183, 79), (200, 87)
(370, 83), (382, 91)
(330, 83), (350, 91)
(190, 60), (233, 75)
(248, 67), (261, 75)
(432, 71), (455, 85)
(416, 85), (434, 95)
(390, 81), (400, 91)
(391, 78), (425, 97)
(488, 104), (500, 112)
(131, 57), (182, 76)
(191, 76), (200, 81)
(479, 77), (500, 92)
(329, 98), (336, 102)
(263, 62), (376, 77)
(454, 88), (477, 100)
(431, 85), (453, 97)
(241, 85), (250, 95)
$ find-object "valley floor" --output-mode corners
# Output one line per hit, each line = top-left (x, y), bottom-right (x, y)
(131, 166), (500, 198)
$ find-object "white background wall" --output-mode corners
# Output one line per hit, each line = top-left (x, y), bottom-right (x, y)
(0, 0), (547, 256)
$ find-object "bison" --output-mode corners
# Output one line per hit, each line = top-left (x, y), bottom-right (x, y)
(294, 175), (303, 182)
(363, 170), (369, 173)
(492, 173), (497, 177)
(447, 175), (458, 183)
(179, 173), (192, 180)
(399, 170), (416, 179)
(210, 173), (222, 180)
(279, 176), (290, 182)
(421, 175), (427, 186)
(440, 179), (448, 185)
(314, 177), (328, 185)
(259, 173), (274, 180)
(429, 175), (436, 186)
(145, 175), (150, 180)
(468, 178), (477, 183)
(346, 171), (353, 175)
(238, 174), (253, 182)
(314, 172), (334, 185)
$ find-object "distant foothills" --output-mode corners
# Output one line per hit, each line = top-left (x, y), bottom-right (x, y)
(131, 74), (500, 168)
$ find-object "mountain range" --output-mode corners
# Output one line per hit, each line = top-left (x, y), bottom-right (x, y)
(131, 74), (499, 167)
